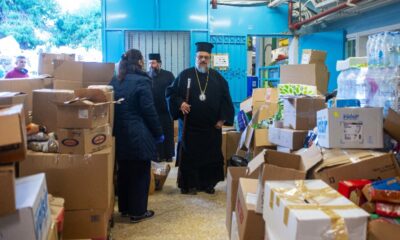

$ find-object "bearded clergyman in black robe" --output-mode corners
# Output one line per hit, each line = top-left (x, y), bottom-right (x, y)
(166, 42), (234, 195)
(148, 53), (175, 162)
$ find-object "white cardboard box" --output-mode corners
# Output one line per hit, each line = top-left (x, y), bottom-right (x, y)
(263, 180), (369, 240)
(316, 108), (383, 149)
(0, 173), (51, 240)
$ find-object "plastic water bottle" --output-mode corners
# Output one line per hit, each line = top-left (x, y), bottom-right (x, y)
(367, 35), (376, 67)
(355, 68), (369, 107)
(394, 32), (400, 67)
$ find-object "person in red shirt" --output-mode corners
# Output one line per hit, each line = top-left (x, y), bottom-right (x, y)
(5, 56), (29, 78)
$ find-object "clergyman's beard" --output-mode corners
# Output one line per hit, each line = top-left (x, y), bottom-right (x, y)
(149, 67), (160, 78)
(196, 64), (208, 74)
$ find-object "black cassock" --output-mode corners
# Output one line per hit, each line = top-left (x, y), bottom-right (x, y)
(166, 67), (234, 189)
(149, 69), (175, 160)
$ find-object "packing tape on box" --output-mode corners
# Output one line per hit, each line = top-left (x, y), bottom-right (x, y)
(270, 180), (359, 240)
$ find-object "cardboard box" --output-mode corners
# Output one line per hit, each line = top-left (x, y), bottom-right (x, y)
(238, 124), (254, 151)
(254, 128), (273, 147)
(263, 180), (369, 240)
(313, 151), (400, 189)
(0, 92), (28, 111)
(336, 57), (367, 71)
(58, 124), (112, 154)
(301, 49), (327, 64)
(49, 195), (65, 236)
(235, 178), (265, 240)
(226, 131), (241, 161)
(240, 97), (252, 114)
(53, 80), (112, 90)
(32, 89), (75, 132)
(56, 89), (111, 129)
(0, 77), (53, 116)
(368, 219), (400, 240)
(20, 148), (114, 210)
(317, 108), (384, 149)
(47, 221), (58, 240)
(268, 127), (308, 150)
(38, 53), (75, 76)
(0, 173), (51, 240)
(230, 211), (239, 240)
(0, 104), (27, 163)
(252, 103), (279, 124)
(0, 165), (16, 216)
(63, 208), (110, 239)
(226, 167), (259, 235)
(280, 64), (329, 94)
(252, 88), (279, 104)
(282, 97), (325, 130)
(87, 85), (115, 130)
(254, 150), (307, 214)
(384, 108), (400, 142)
(277, 146), (292, 153)
(53, 61), (115, 84)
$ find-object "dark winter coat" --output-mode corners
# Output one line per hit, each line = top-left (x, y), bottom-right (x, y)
(110, 71), (163, 162)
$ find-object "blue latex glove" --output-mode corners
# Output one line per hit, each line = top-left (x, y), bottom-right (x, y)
(155, 135), (165, 143)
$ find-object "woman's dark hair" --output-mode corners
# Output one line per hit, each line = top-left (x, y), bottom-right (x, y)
(117, 49), (144, 81)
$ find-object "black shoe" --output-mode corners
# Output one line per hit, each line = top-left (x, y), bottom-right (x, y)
(130, 210), (155, 223)
(204, 187), (215, 194)
(180, 188), (197, 195)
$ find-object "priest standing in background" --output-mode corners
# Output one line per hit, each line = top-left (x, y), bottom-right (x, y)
(166, 42), (234, 195)
(148, 53), (175, 162)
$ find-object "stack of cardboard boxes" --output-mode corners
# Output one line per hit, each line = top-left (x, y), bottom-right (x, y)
(0, 104), (58, 240)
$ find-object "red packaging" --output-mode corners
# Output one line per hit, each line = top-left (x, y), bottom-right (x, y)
(338, 179), (371, 206)
(363, 178), (400, 204)
(376, 202), (400, 218)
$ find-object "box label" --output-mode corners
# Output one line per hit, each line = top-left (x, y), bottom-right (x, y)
(78, 109), (89, 119)
(61, 139), (79, 147)
(92, 134), (107, 145)
(342, 121), (363, 143)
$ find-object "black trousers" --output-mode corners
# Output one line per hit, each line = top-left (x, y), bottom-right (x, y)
(117, 160), (151, 216)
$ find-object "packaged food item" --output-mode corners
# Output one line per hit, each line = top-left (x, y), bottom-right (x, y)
(338, 179), (371, 206)
(376, 202), (400, 218)
(362, 177), (400, 204)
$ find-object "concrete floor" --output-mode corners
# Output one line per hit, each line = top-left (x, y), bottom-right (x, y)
(111, 163), (229, 240)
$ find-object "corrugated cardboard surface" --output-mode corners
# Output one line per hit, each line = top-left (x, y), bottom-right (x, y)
(268, 127), (308, 150)
(63, 208), (109, 239)
(235, 178), (265, 240)
(0, 165), (16, 216)
(38, 53), (75, 76)
(280, 64), (329, 94)
(0, 77), (53, 115)
(0, 93), (28, 115)
(301, 49), (327, 64)
(368, 220), (400, 240)
(313, 152), (400, 189)
(57, 124), (112, 154)
(56, 103), (109, 129)
(20, 148), (114, 211)
(32, 89), (75, 133)
(0, 104), (26, 163)
(384, 108), (400, 142)
(283, 97), (326, 130)
(53, 61), (115, 84)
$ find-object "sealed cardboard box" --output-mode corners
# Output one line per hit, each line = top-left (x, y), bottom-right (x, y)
(301, 49), (327, 64)
(20, 148), (114, 210)
(235, 178), (265, 240)
(58, 124), (112, 154)
(38, 53), (75, 76)
(0, 104), (27, 163)
(0, 173), (51, 240)
(0, 92), (28, 110)
(32, 89), (75, 133)
(53, 60), (115, 84)
(254, 150), (309, 214)
(282, 97), (325, 130)
(226, 167), (259, 235)
(313, 151), (399, 189)
(268, 127), (308, 150)
(317, 107), (384, 149)
(368, 219), (400, 240)
(63, 208), (109, 239)
(280, 64), (329, 94)
(0, 165), (16, 216)
(263, 180), (369, 240)
(0, 77), (53, 115)
(384, 108), (400, 142)
(56, 89), (111, 129)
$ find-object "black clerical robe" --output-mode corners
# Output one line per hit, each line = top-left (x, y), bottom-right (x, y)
(166, 67), (234, 189)
(149, 69), (175, 160)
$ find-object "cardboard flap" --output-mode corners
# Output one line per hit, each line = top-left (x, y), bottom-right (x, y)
(315, 150), (385, 173)
(246, 149), (266, 176)
(265, 150), (302, 170)
(294, 144), (323, 171)
(262, 164), (306, 182)
(74, 89), (108, 103)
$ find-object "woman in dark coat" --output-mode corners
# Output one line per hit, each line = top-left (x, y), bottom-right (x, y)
(110, 49), (164, 223)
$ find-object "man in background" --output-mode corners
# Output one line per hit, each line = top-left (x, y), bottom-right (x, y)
(5, 55), (29, 78)
(148, 53), (175, 162)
